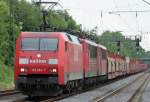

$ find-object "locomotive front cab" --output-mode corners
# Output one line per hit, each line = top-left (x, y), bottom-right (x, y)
(15, 32), (65, 96)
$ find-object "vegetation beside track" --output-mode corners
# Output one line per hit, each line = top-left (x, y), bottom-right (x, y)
(0, 62), (14, 90)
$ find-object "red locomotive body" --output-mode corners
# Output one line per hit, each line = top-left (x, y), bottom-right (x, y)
(15, 32), (83, 96)
(97, 44), (108, 79)
(81, 39), (107, 84)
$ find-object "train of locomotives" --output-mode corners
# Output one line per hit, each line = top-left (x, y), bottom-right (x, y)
(14, 32), (148, 97)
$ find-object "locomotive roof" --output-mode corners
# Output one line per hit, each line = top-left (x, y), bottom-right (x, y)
(83, 39), (107, 50)
(21, 32), (78, 37)
(20, 32), (107, 49)
(20, 32), (68, 39)
(20, 32), (62, 35)
(97, 44), (107, 50)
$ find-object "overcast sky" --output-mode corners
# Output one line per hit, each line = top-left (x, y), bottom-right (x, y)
(29, 0), (150, 51)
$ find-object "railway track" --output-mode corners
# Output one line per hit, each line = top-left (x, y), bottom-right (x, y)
(14, 86), (98, 102)
(127, 73), (150, 102)
(12, 72), (145, 102)
(40, 92), (78, 102)
(36, 73), (145, 102)
(93, 72), (150, 102)
(13, 79), (123, 102)
(0, 89), (20, 97)
(0, 89), (26, 102)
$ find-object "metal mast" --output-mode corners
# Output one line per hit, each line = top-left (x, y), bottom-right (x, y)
(36, 0), (59, 31)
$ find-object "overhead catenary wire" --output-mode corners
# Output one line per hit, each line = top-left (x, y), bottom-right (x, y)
(110, 0), (149, 36)
(48, 0), (63, 10)
(111, 0), (135, 34)
(109, 10), (150, 14)
(142, 0), (150, 6)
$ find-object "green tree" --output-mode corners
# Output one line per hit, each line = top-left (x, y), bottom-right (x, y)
(98, 31), (145, 58)
(0, 0), (10, 63)
(15, 0), (41, 31)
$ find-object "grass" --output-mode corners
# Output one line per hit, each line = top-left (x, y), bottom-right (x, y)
(0, 62), (14, 90)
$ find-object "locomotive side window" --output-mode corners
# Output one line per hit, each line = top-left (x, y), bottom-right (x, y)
(66, 34), (80, 44)
(102, 50), (106, 59)
(89, 45), (97, 58)
(67, 35), (72, 41)
(70, 35), (80, 44)
(21, 38), (39, 51)
(40, 38), (58, 51)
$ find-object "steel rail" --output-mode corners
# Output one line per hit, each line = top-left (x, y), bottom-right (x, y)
(127, 73), (150, 102)
(41, 73), (144, 102)
(93, 73), (148, 102)
(0, 89), (20, 97)
(12, 73), (145, 102)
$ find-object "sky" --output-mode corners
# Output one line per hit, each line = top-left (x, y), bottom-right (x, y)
(29, 0), (150, 51)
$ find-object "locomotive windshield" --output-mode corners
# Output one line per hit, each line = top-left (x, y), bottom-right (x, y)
(21, 38), (58, 51)
(40, 38), (58, 51)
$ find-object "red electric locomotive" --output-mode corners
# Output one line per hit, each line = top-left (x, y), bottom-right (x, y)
(81, 39), (107, 84)
(15, 32), (83, 96)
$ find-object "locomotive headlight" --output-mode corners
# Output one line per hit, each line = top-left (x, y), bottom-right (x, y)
(52, 68), (57, 73)
(49, 68), (57, 73)
(20, 68), (28, 72)
(48, 59), (58, 64)
(20, 68), (25, 72)
(19, 58), (29, 64)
